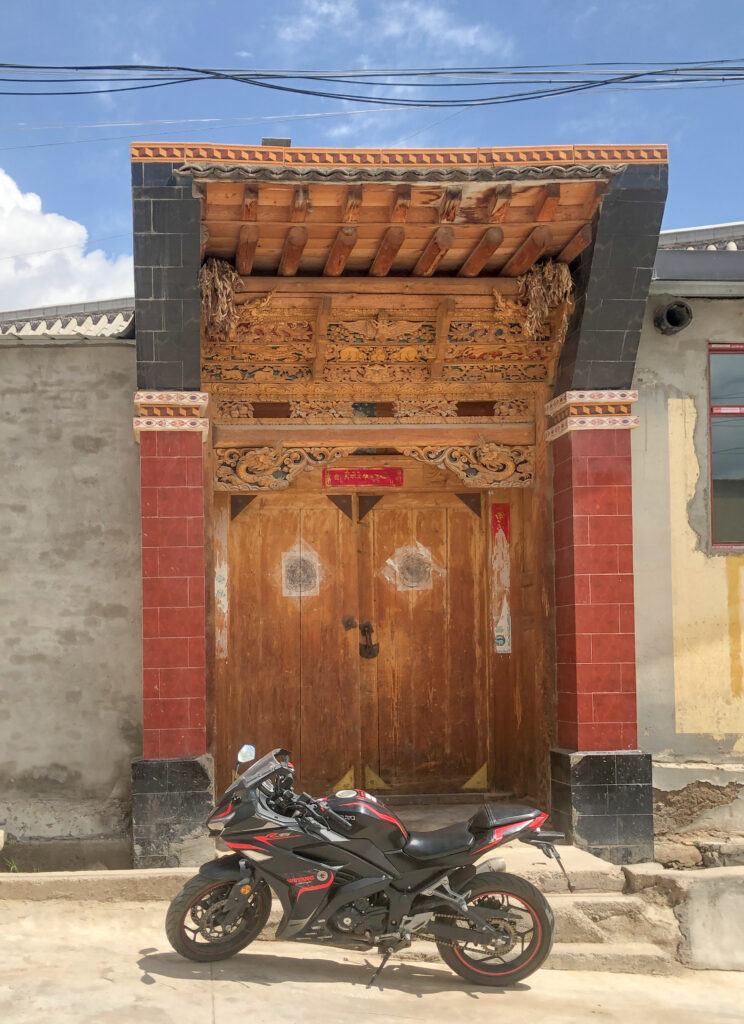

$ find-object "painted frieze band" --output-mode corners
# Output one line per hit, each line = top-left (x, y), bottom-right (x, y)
(133, 391), (210, 441)
(544, 390), (639, 442)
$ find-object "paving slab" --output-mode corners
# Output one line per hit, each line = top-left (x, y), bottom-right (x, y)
(1, 900), (742, 1024)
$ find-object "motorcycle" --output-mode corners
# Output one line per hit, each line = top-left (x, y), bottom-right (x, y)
(166, 745), (570, 987)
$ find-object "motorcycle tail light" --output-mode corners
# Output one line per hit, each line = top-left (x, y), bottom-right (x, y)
(528, 812), (549, 830)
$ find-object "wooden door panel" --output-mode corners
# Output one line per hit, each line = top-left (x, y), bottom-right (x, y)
(297, 503), (360, 794)
(223, 495), (360, 795)
(369, 496), (488, 792)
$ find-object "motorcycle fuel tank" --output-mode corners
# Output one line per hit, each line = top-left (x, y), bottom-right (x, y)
(324, 790), (408, 850)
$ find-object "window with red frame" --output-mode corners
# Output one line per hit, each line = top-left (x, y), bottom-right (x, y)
(710, 344), (744, 545)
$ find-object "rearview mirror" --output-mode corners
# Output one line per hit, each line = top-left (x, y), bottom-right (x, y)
(236, 744), (256, 764)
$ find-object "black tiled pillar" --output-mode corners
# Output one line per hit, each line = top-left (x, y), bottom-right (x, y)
(550, 750), (653, 864)
(131, 756), (215, 867)
(131, 161), (202, 390)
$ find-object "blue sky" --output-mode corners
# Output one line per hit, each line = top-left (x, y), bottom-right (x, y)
(1, 0), (743, 307)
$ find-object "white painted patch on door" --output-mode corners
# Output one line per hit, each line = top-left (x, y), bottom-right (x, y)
(382, 541), (445, 592)
(281, 541), (321, 598)
(491, 504), (512, 654)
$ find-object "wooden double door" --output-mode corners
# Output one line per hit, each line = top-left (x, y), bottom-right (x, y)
(217, 486), (492, 795)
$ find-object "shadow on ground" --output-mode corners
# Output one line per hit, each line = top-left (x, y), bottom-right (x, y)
(137, 949), (530, 998)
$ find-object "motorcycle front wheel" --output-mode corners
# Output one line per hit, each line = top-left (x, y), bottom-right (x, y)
(436, 871), (554, 986)
(165, 873), (272, 962)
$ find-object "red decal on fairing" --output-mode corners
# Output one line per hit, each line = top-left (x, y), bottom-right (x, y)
(338, 801), (407, 836)
(287, 875), (315, 884)
(472, 818), (536, 854)
(527, 812), (549, 830)
(212, 801), (234, 819)
(297, 876), (334, 898)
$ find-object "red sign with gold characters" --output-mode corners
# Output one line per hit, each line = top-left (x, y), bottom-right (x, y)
(322, 467), (404, 488)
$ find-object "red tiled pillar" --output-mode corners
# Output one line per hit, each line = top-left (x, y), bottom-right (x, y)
(553, 427), (637, 750)
(135, 394), (209, 761)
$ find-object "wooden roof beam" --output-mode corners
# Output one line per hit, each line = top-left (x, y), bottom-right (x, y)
(488, 185), (512, 223)
(242, 185), (258, 221)
(557, 224), (593, 264)
(290, 186), (309, 222)
(369, 226), (405, 277)
(500, 226), (552, 277)
(342, 185), (363, 223)
(390, 185), (411, 223)
(278, 226), (308, 276)
(235, 224), (259, 276)
(439, 186), (462, 223)
(534, 183), (561, 222)
(324, 226), (358, 276)
(312, 296), (332, 378)
(412, 226), (455, 277)
(458, 227), (504, 278)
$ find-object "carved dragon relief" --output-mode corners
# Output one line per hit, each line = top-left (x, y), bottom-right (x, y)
(215, 442), (534, 490)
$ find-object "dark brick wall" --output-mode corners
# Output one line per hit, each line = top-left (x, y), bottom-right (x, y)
(556, 164), (668, 393)
(550, 749), (653, 864)
(131, 161), (201, 390)
(131, 755), (214, 867)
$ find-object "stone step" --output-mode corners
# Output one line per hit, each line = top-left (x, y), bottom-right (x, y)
(548, 891), (678, 950)
(544, 942), (677, 975)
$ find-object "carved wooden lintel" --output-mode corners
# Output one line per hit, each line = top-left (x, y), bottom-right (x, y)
(312, 296), (332, 378)
(215, 442), (534, 490)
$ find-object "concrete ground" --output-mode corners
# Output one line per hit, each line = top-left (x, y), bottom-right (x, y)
(1, 900), (742, 1024)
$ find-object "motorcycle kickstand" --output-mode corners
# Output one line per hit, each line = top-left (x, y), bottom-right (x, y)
(366, 949), (393, 989)
(550, 847), (576, 893)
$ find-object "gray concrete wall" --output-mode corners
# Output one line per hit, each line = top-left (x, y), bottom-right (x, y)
(0, 339), (142, 862)
(633, 296), (744, 835)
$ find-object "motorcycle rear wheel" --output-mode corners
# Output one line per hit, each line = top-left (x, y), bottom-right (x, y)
(165, 873), (272, 962)
(437, 871), (554, 986)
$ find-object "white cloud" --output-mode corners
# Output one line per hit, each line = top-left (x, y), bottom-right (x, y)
(0, 168), (133, 312)
(378, 1), (513, 56)
(277, 0), (359, 44)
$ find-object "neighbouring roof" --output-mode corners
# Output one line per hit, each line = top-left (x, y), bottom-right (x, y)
(658, 222), (744, 252)
(0, 297), (134, 341)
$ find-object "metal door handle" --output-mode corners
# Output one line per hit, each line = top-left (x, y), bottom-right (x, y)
(359, 621), (379, 659)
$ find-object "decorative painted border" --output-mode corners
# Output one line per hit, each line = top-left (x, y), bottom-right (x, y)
(133, 417), (210, 441)
(131, 142), (668, 167)
(545, 415), (640, 442)
(545, 389), (638, 416)
(134, 391), (209, 415)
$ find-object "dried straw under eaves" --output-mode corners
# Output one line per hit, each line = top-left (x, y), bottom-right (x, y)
(519, 260), (573, 342)
(200, 258), (242, 340)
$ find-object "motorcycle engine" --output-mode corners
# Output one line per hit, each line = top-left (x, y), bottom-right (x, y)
(329, 898), (387, 939)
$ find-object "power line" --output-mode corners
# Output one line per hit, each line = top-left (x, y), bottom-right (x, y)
(0, 234), (129, 262)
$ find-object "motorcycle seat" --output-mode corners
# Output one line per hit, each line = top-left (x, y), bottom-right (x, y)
(403, 821), (475, 861)
(469, 804), (542, 829)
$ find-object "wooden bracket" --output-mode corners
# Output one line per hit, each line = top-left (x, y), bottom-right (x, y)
(312, 296), (332, 378)
(242, 185), (258, 221)
(342, 185), (363, 223)
(439, 186), (462, 223)
(430, 297), (455, 378)
(390, 185), (411, 223)
(290, 186), (309, 222)
(534, 183), (561, 222)
(488, 185), (512, 223)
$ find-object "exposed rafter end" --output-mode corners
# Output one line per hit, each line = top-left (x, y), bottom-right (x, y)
(278, 225), (308, 276)
(242, 185), (258, 221)
(290, 185), (309, 222)
(458, 227), (504, 278)
(391, 184), (411, 223)
(413, 226), (454, 277)
(324, 226), (358, 276)
(500, 225), (552, 277)
(487, 185), (512, 223)
(235, 224), (259, 276)
(557, 224), (593, 264)
(369, 226), (405, 277)
(439, 186), (462, 223)
(342, 185), (363, 223)
(535, 183), (561, 222)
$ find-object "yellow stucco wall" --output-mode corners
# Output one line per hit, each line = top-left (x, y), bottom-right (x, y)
(668, 398), (744, 736)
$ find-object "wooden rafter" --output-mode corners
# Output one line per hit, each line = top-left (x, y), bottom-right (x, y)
(324, 226), (358, 276)
(500, 226), (552, 277)
(242, 186), (258, 221)
(342, 185), (363, 223)
(413, 226), (454, 277)
(534, 184), (561, 222)
(430, 298), (455, 378)
(235, 224), (259, 276)
(557, 224), (592, 264)
(290, 186), (309, 222)
(369, 226), (405, 277)
(439, 186), (462, 223)
(278, 226), (308, 276)
(390, 185), (411, 223)
(488, 185), (512, 223)
(458, 227), (504, 278)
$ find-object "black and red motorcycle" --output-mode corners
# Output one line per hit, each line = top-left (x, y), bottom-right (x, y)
(166, 746), (569, 987)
